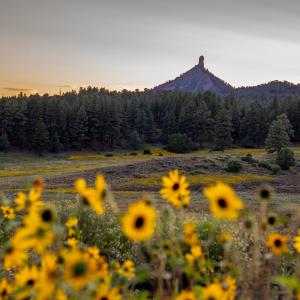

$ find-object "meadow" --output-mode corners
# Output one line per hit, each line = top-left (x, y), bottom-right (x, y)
(0, 147), (300, 299)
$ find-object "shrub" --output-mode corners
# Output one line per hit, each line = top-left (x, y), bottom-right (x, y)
(104, 153), (114, 157)
(241, 153), (256, 163)
(143, 149), (152, 155)
(166, 133), (195, 153)
(226, 160), (242, 173)
(276, 148), (295, 170)
(270, 164), (281, 174)
(258, 161), (272, 170)
(129, 152), (138, 156)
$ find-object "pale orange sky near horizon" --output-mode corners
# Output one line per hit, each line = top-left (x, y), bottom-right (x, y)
(1, 0), (300, 97)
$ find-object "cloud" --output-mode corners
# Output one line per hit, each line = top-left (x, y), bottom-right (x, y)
(3, 87), (38, 93)
(58, 85), (77, 89)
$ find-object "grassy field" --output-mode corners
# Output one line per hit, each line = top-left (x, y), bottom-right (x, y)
(0, 146), (299, 213)
(1, 147), (300, 299)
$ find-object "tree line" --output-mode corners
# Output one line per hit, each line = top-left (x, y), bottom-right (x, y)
(0, 87), (300, 154)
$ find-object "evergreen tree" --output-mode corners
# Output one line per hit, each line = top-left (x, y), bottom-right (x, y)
(213, 108), (233, 151)
(265, 114), (294, 153)
(128, 130), (142, 150)
(0, 134), (10, 152)
(31, 118), (49, 155)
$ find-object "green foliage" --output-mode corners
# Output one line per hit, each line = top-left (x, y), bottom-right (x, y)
(276, 148), (295, 170)
(78, 207), (133, 261)
(270, 164), (281, 174)
(213, 108), (232, 151)
(1, 89), (300, 153)
(128, 130), (142, 150)
(166, 133), (195, 153)
(142, 149), (152, 155)
(265, 114), (294, 153)
(31, 118), (49, 155)
(0, 134), (10, 152)
(226, 160), (242, 173)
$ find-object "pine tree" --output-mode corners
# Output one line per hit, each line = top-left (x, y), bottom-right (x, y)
(265, 114), (294, 153)
(31, 118), (49, 155)
(213, 108), (233, 151)
(0, 134), (10, 152)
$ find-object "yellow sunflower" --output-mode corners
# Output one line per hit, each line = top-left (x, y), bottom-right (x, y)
(203, 182), (244, 220)
(294, 230), (300, 253)
(61, 248), (96, 289)
(94, 278), (121, 300)
(37, 253), (58, 299)
(222, 276), (237, 300)
(12, 223), (54, 254)
(66, 217), (78, 228)
(183, 222), (199, 246)
(85, 247), (109, 277)
(0, 278), (12, 300)
(218, 232), (233, 244)
(14, 191), (28, 211)
(28, 178), (44, 202)
(185, 244), (205, 265)
(116, 260), (135, 279)
(202, 282), (226, 300)
(175, 290), (196, 300)
(122, 200), (156, 242)
(2, 244), (28, 269)
(75, 175), (107, 215)
(160, 169), (190, 208)
(1, 206), (15, 220)
(14, 266), (40, 299)
(266, 232), (289, 256)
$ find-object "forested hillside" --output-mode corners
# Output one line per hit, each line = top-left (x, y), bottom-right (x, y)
(1, 87), (300, 153)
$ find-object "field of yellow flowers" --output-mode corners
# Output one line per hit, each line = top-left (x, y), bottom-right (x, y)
(0, 170), (300, 299)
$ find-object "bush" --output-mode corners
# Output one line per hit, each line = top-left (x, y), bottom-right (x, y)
(0, 134), (10, 152)
(241, 153), (256, 163)
(276, 148), (295, 170)
(258, 161), (272, 170)
(166, 133), (196, 153)
(226, 160), (242, 173)
(129, 152), (138, 156)
(105, 153), (114, 157)
(143, 149), (152, 155)
(270, 164), (281, 174)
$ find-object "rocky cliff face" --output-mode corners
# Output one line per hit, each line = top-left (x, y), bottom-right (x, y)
(154, 56), (233, 95)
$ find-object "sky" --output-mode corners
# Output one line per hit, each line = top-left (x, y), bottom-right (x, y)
(0, 0), (300, 97)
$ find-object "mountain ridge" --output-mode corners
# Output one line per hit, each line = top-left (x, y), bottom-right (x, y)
(154, 56), (300, 97)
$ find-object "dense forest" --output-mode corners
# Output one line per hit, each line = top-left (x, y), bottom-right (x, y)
(0, 87), (300, 154)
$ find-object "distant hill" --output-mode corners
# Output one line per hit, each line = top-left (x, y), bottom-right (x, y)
(236, 80), (300, 97)
(154, 56), (300, 98)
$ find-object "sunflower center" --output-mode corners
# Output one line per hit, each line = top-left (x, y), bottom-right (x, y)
(1, 289), (7, 296)
(268, 216), (275, 225)
(73, 262), (87, 277)
(260, 189), (270, 199)
(274, 239), (282, 247)
(172, 183), (179, 191)
(100, 297), (108, 300)
(26, 279), (35, 286)
(37, 227), (46, 238)
(218, 198), (227, 208)
(135, 217), (145, 229)
(41, 209), (53, 222)
(208, 297), (216, 300)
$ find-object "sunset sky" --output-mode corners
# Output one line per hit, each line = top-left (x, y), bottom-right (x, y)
(1, 0), (300, 97)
